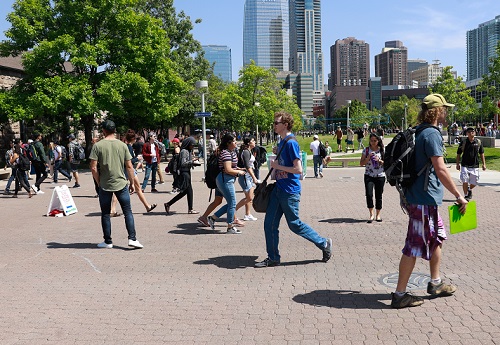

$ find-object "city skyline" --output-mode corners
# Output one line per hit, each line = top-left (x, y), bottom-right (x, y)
(1, 1), (499, 82)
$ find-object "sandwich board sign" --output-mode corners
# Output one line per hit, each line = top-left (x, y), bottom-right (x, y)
(47, 185), (78, 216)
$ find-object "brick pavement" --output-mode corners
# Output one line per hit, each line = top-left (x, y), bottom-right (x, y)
(0, 166), (499, 344)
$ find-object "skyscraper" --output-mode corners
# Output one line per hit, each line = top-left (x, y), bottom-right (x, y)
(202, 45), (232, 82)
(289, 0), (323, 92)
(374, 40), (408, 87)
(243, 0), (289, 71)
(467, 15), (500, 81)
(330, 37), (370, 89)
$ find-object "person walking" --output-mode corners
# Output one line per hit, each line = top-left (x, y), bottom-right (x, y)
(391, 94), (467, 308)
(456, 127), (486, 201)
(356, 127), (366, 150)
(335, 126), (343, 152)
(309, 134), (323, 178)
(52, 140), (72, 183)
(10, 141), (33, 198)
(163, 136), (200, 215)
(255, 111), (332, 267)
(67, 134), (82, 188)
(30, 133), (49, 194)
(141, 132), (161, 193)
(359, 133), (386, 223)
(235, 136), (259, 221)
(3, 140), (15, 195)
(89, 120), (143, 249)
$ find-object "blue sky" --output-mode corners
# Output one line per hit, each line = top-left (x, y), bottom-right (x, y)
(1, 0), (498, 82)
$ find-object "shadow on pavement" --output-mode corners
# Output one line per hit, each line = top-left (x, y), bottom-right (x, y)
(194, 255), (259, 269)
(319, 218), (367, 224)
(46, 242), (137, 251)
(293, 290), (391, 309)
(169, 223), (219, 235)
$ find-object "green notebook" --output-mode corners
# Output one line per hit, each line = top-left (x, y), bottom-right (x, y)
(448, 200), (477, 234)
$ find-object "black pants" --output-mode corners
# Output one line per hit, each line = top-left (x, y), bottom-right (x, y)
(364, 175), (385, 210)
(167, 171), (193, 210)
(14, 167), (31, 195)
(32, 160), (48, 188)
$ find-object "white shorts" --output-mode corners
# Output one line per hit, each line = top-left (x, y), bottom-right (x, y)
(460, 166), (479, 185)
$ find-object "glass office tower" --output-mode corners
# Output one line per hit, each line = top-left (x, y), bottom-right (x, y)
(289, 0), (323, 92)
(243, 0), (289, 71)
(203, 45), (232, 82)
(467, 15), (500, 81)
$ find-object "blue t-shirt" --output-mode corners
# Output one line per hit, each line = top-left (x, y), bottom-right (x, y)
(275, 135), (301, 194)
(405, 125), (443, 206)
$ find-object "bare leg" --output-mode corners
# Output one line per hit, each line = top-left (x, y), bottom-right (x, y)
(396, 254), (417, 292)
(429, 244), (443, 280)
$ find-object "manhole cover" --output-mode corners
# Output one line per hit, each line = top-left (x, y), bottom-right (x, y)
(379, 272), (430, 290)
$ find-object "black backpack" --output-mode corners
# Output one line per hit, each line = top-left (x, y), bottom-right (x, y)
(384, 125), (439, 202)
(318, 141), (327, 158)
(257, 146), (267, 164)
(167, 152), (180, 175)
(204, 153), (220, 190)
(17, 148), (31, 171)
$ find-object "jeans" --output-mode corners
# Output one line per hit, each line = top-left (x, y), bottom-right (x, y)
(313, 155), (323, 177)
(215, 173), (236, 225)
(98, 185), (136, 244)
(32, 160), (48, 188)
(264, 187), (327, 262)
(364, 175), (385, 209)
(141, 161), (158, 191)
(167, 171), (193, 210)
(53, 160), (71, 182)
(5, 168), (15, 191)
(358, 139), (365, 150)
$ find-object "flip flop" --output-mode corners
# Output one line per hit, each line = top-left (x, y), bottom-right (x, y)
(147, 204), (157, 213)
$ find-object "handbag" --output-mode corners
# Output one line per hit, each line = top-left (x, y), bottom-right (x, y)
(252, 136), (295, 213)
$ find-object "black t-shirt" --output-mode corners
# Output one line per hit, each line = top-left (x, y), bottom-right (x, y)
(132, 141), (144, 156)
(457, 138), (483, 167)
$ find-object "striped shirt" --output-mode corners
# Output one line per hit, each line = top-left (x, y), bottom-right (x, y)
(218, 149), (237, 173)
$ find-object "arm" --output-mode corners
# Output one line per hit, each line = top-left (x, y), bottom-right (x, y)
(271, 157), (302, 175)
(124, 160), (135, 193)
(90, 159), (99, 186)
(223, 160), (245, 177)
(179, 150), (193, 169)
(480, 153), (486, 170)
(360, 150), (370, 166)
(430, 156), (467, 213)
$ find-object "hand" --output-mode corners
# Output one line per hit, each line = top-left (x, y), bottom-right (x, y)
(271, 160), (279, 169)
(456, 196), (468, 214)
(129, 182), (135, 194)
(482, 164), (486, 171)
(456, 163), (460, 171)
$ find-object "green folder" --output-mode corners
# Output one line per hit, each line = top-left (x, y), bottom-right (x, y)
(448, 200), (477, 234)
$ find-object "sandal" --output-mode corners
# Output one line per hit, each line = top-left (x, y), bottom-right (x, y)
(164, 203), (170, 215)
(147, 204), (157, 213)
(233, 218), (245, 226)
(110, 212), (121, 217)
(188, 210), (200, 214)
(197, 217), (210, 227)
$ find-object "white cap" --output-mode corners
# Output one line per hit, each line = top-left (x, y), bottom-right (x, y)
(27, 139), (34, 143)
(313, 135), (319, 139)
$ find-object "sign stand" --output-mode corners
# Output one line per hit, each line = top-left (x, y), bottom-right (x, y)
(47, 185), (78, 216)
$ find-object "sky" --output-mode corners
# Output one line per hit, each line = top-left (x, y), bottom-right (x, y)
(1, 0), (498, 82)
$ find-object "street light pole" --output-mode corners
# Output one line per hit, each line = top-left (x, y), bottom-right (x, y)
(346, 100), (351, 128)
(404, 103), (408, 130)
(195, 80), (208, 173)
(254, 102), (260, 145)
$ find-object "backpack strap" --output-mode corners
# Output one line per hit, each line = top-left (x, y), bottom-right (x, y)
(261, 136), (296, 184)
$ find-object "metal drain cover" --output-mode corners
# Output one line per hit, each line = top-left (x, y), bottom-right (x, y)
(379, 272), (430, 290)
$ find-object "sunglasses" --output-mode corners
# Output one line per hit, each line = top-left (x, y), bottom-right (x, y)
(274, 121), (283, 125)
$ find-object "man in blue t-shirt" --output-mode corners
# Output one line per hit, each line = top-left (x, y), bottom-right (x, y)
(255, 111), (332, 268)
(391, 94), (468, 309)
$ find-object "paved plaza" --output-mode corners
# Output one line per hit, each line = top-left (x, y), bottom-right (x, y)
(0, 164), (499, 344)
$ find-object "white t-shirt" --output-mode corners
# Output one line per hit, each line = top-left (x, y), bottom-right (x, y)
(151, 143), (157, 163)
(310, 140), (320, 155)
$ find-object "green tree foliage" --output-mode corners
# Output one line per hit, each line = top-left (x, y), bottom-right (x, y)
(478, 41), (500, 120)
(334, 99), (371, 128)
(431, 66), (477, 123)
(382, 95), (420, 128)
(0, 0), (186, 147)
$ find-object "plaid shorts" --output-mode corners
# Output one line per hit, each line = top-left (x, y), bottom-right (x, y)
(402, 204), (447, 260)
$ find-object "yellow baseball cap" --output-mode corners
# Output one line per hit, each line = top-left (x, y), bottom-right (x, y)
(422, 93), (455, 109)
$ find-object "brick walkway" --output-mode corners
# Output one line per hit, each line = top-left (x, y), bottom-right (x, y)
(0, 166), (499, 344)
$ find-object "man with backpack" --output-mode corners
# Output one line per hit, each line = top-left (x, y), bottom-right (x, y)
(309, 134), (324, 178)
(391, 93), (468, 309)
(456, 127), (486, 201)
(67, 134), (82, 188)
(30, 133), (49, 194)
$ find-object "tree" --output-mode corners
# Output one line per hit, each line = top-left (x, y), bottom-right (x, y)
(382, 96), (420, 129)
(0, 0), (185, 150)
(431, 66), (477, 124)
(477, 41), (500, 121)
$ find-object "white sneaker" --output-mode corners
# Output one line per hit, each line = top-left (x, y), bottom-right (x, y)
(36, 189), (45, 194)
(243, 214), (258, 221)
(227, 227), (242, 234)
(319, 172), (323, 178)
(97, 241), (113, 249)
(31, 185), (38, 193)
(128, 239), (144, 249)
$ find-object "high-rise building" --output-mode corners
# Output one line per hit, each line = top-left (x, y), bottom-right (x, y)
(407, 59), (428, 83)
(202, 45), (232, 82)
(466, 15), (500, 81)
(410, 60), (457, 88)
(243, 0), (289, 71)
(289, 0), (323, 92)
(330, 37), (370, 89)
(374, 41), (408, 87)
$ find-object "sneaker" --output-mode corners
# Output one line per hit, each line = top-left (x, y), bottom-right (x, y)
(36, 189), (45, 194)
(73, 184), (81, 188)
(197, 217), (210, 227)
(319, 172), (323, 178)
(465, 190), (472, 201)
(128, 239), (144, 249)
(3, 190), (10, 195)
(243, 214), (258, 221)
(427, 281), (457, 296)
(97, 241), (113, 249)
(391, 292), (424, 308)
(322, 238), (333, 262)
(68, 175), (72, 183)
(151, 188), (159, 193)
(207, 216), (216, 231)
(255, 258), (280, 268)
(226, 226), (242, 234)
(157, 181), (165, 185)
(31, 185), (39, 193)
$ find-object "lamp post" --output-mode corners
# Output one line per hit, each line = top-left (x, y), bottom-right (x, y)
(346, 100), (351, 128)
(195, 80), (208, 173)
(404, 103), (408, 130)
(254, 102), (260, 145)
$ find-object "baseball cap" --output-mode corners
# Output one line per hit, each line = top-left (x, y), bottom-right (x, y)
(313, 134), (319, 139)
(27, 139), (34, 143)
(67, 134), (76, 140)
(209, 134), (214, 138)
(101, 120), (116, 132)
(466, 127), (476, 132)
(172, 138), (180, 143)
(422, 93), (455, 109)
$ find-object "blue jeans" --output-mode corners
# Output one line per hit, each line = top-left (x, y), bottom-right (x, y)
(98, 185), (136, 244)
(141, 161), (157, 191)
(54, 160), (71, 182)
(215, 173), (236, 225)
(5, 168), (15, 191)
(313, 155), (323, 177)
(263, 187), (327, 262)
